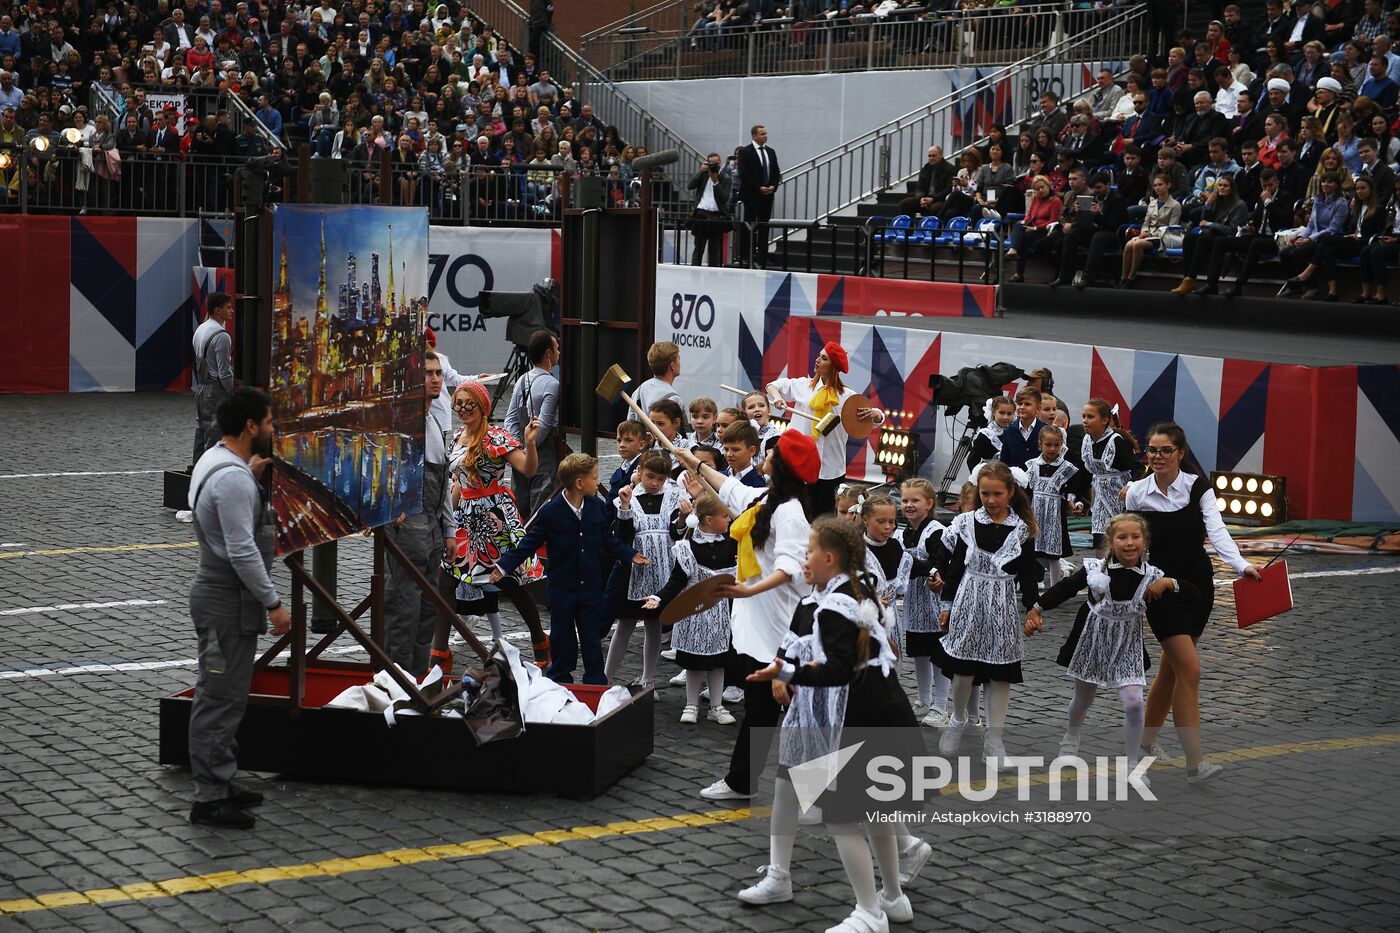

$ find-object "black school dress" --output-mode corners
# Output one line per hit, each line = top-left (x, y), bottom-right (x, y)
(650, 533), (738, 671)
(614, 487), (684, 616)
(1130, 474), (1220, 642)
(1038, 563), (1164, 678)
(778, 576), (923, 822)
(900, 518), (946, 658)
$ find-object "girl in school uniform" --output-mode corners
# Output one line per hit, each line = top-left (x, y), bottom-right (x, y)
(768, 341), (884, 517)
(606, 450), (685, 688)
(966, 397), (1015, 478)
(859, 495), (907, 653)
(896, 478), (957, 727)
(1076, 397), (1140, 558)
(747, 517), (922, 932)
(1026, 512), (1196, 777)
(933, 461), (1043, 766)
(644, 493), (738, 726)
(742, 390), (784, 458)
(1024, 425), (1083, 586)
(1125, 422), (1261, 784)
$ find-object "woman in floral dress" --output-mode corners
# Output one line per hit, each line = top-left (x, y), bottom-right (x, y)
(443, 379), (551, 666)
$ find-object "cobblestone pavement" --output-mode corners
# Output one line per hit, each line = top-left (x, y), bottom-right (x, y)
(2, 394), (1399, 932)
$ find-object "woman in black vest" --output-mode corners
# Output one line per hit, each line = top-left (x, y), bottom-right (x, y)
(1123, 423), (1261, 783)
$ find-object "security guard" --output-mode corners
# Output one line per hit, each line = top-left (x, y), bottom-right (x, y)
(384, 351), (456, 676)
(187, 387), (290, 829)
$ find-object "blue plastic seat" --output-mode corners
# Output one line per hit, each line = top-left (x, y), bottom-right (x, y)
(934, 215), (970, 245)
(908, 215), (941, 245)
(875, 214), (913, 243)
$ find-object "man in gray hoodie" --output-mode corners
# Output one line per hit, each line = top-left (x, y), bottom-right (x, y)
(186, 387), (290, 829)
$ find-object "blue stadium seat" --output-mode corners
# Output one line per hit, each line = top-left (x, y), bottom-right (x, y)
(908, 216), (941, 245)
(875, 214), (913, 243)
(934, 215), (970, 245)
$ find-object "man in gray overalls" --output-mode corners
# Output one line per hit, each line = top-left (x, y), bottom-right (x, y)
(384, 350), (456, 676)
(186, 387), (290, 829)
(178, 293), (236, 523)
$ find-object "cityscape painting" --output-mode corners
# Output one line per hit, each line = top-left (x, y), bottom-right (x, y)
(266, 204), (429, 554)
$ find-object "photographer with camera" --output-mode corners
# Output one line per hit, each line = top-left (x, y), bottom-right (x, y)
(687, 152), (731, 267)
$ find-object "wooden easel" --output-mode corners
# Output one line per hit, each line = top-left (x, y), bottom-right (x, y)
(251, 527), (491, 715)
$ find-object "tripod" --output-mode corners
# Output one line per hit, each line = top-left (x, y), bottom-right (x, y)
(939, 416), (977, 506)
(490, 344), (532, 416)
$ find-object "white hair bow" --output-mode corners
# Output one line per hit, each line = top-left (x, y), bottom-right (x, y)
(1010, 466), (1031, 489)
(685, 511), (700, 530)
(1110, 403), (1120, 417)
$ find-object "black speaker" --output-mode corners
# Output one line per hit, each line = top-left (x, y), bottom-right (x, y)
(574, 176), (606, 209)
(308, 159), (346, 203)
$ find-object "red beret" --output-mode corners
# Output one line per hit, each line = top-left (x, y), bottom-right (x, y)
(424, 327), (436, 347)
(776, 430), (821, 484)
(824, 341), (849, 374)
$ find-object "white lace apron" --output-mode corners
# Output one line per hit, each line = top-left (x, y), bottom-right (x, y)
(669, 534), (735, 657)
(1029, 455), (1078, 557)
(1066, 559), (1161, 688)
(1082, 431), (1130, 535)
(897, 521), (947, 635)
(940, 510), (1028, 666)
(623, 481), (683, 600)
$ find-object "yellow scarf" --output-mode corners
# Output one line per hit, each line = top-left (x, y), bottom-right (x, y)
(809, 384), (840, 439)
(729, 499), (764, 579)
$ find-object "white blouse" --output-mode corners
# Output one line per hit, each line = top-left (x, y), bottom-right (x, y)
(768, 376), (885, 481)
(718, 476), (811, 662)
(1123, 471), (1252, 574)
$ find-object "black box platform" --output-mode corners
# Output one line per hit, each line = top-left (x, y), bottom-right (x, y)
(159, 665), (655, 798)
(163, 470), (191, 509)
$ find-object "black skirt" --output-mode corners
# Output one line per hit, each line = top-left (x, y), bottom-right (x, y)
(824, 673), (927, 824)
(905, 630), (942, 658)
(931, 635), (1023, 685)
(1056, 602), (1153, 672)
(1144, 551), (1214, 642)
(676, 648), (726, 671)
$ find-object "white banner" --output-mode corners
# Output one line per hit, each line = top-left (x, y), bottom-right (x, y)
(425, 226), (557, 378)
(145, 92), (190, 133)
(655, 264), (775, 404)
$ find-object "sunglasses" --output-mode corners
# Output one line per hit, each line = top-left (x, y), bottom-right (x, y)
(452, 400), (480, 413)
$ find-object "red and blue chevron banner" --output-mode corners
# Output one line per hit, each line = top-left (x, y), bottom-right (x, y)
(0, 216), (225, 393)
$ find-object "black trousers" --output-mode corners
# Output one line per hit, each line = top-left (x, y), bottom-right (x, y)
(1054, 223), (1099, 281)
(724, 654), (783, 795)
(1360, 238), (1400, 285)
(690, 211), (727, 266)
(1315, 237), (1366, 282)
(739, 194), (774, 267)
(1205, 233), (1276, 286)
(1183, 228), (1231, 278)
(811, 476), (842, 518)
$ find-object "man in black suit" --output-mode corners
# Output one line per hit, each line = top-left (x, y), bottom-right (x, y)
(1228, 88), (1267, 160)
(899, 145), (956, 216)
(1273, 139), (1309, 205)
(1357, 137), (1396, 195)
(1170, 91), (1230, 167)
(737, 124), (780, 268)
(1062, 114), (1105, 167)
(1049, 171), (1130, 289)
(1195, 168), (1295, 297)
(164, 8), (196, 51)
(688, 153), (733, 267)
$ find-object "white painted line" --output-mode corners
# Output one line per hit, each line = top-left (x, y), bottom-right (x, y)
(1215, 565), (1400, 586)
(0, 470), (165, 480)
(0, 599), (168, 616)
(0, 643), (370, 681)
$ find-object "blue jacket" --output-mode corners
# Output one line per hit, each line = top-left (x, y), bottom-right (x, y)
(725, 465), (768, 489)
(496, 493), (636, 592)
(999, 419), (1045, 470)
(608, 456), (640, 501)
(1301, 194), (1347, 239)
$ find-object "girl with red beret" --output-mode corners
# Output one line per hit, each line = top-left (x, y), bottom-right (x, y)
(766, 341), (884, 517)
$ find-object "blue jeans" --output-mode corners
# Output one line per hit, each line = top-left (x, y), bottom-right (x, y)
(312, 125), (337, 158)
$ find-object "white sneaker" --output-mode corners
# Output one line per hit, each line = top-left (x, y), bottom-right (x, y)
(920, 706), (951, 729)
(938, 717), (966, 756)
(983, 733), (1008, 769)
(1187, 761), (1224, 784)
(897, 838), (931, 885)
(1141, 742), (1169, 763)
(669, 670), (688, 686)
(1058, 733), (1081, 758)
(723, 686), (745, 703)
(911, 701), (929, 719)
(825, 904), (889, 933)
(680, 705), (699, 724)
(662, 648), (678, 661)
(878, 891), (913, 923)
(699, 778), (753, 801)
(737, 865), (792, 905)
(708, 705), (736, 725)
(174, 509), (194, 523)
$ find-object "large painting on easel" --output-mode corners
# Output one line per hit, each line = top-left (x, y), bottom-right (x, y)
(266, 204), (429, 554)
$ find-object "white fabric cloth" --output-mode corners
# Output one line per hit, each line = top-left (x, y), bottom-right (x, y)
(718, 476), (810, 661)
(1123, 471), (1252, 573)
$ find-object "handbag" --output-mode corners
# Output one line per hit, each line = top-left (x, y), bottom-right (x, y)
(1160, 228), (1185, 252)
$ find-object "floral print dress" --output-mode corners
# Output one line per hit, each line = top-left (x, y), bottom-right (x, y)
(444, 426), (543, 601)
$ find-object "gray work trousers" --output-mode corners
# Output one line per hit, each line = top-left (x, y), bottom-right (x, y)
(193, 384), (228, 467)
(511, 441), (558, 520)
(384, 515), (446, 677)
(187, 562), (264, 803)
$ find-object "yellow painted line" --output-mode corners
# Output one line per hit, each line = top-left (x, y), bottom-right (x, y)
(0, 542), (199, 560)
(0, 806), (768, 916)
(5, 732), (1400, 918)
(938, 731), (1400, 796)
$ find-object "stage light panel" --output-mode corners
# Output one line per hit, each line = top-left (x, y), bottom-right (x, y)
(1210, 471), (1286, 527)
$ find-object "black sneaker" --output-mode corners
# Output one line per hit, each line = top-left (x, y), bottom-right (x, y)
(190, 799), (255, 829)
(227, 784), (264, 809)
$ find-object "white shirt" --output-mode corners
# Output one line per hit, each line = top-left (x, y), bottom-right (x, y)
(718, 477), (810, 662)
(563, 494), (585, 521)
(697, 176), (720, 212)
(429, 350), (466, 442)
(1215, 80), (1246, 119)
(768, 376), (885, 481)
(1123, 471), (1252, 574)
(1288, 15), (1308, 44)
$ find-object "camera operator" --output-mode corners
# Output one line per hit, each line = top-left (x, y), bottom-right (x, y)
(687, 152), (731, 267)
(504, 329), (562, 519)
(234, 145), (295, 203)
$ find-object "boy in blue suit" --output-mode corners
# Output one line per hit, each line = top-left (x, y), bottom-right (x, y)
(493, 453), (647, 684)
(721, 422), (767, 489)
(999, 386), (1046, 469)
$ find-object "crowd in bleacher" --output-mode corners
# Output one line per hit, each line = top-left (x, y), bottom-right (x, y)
(0, 0), (645, 218)
(893, 0), (1400, 300)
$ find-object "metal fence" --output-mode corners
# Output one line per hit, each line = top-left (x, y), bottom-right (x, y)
(582, 3), (1116, 81)
(343, 159), (578, 226)
(772, 2), (1148, 226)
